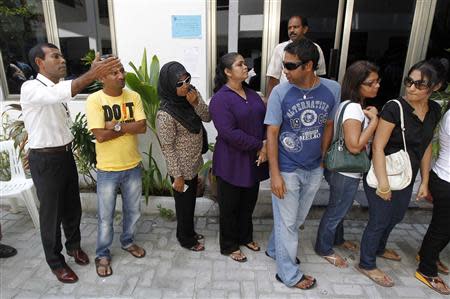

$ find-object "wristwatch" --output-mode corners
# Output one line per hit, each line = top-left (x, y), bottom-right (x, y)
(113, 123), (122, 132)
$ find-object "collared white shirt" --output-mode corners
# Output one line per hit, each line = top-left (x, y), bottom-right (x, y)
(266, 40), (326, 83)
(20, 73), (74, 149)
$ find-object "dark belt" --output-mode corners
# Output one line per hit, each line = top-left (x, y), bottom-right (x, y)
(32, 142), (72, 153)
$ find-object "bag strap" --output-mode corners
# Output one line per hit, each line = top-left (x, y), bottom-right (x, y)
(389, 99), (407, 152)
(332, 100), (352, 143)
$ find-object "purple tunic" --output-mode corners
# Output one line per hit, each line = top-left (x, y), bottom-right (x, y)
(209, 85), (269, 187)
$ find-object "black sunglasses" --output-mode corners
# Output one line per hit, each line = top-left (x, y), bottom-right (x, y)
(282, 60), (308, 71)
(403, 77), (431, 90)
(176, 76), (191, 88)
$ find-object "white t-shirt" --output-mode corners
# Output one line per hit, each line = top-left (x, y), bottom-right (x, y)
(333, 101), (369, 179)
(266, 40), (326, 83)
(432, 109), (450, 183)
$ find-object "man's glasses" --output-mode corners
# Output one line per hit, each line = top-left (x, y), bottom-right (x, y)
(361, 78), (381, 87)
(403, 77), (431, 90)
(176, 76), (191, 88)
(282, 60), (308, 71)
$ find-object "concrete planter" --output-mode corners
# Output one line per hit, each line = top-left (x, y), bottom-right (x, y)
(79, 193), (221, 217)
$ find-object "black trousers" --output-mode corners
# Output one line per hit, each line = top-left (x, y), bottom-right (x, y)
(28, 149), (82, 270)
(418, 170), (450, 276)
(171, 176), (198, 248)
(216, 176), (259, 254)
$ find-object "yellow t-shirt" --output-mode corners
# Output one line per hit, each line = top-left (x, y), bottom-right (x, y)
(86, 89), (146, 171)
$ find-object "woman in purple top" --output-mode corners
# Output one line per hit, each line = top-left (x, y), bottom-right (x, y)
(210, 52), (269, 263)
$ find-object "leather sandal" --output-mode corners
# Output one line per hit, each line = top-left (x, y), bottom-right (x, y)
(275, 273), (316, 290)
(122, 244), (146, 258)
(415, 270), (450, 295)
(337, 240), (358, 252)
(378, 248), (401, 261)
(323, 253), (348, 268)
(95, 257), (112, 277)
(355, 265), (394, 287)
(244, 241), (260, 252)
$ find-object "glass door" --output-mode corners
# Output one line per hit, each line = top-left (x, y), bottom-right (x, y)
(339, 0), (416, 109)
(216, 0), (265, 92)
(278, 0), (343, 79)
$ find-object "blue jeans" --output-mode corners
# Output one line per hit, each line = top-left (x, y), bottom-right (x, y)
(315, 171), (360, 256)
(96, 165), (142, 259)
(359, 174), (413, 270)
(266, 167), (323, 286)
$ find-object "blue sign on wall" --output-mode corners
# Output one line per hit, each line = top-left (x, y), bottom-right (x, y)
(172, 15), (202, 39)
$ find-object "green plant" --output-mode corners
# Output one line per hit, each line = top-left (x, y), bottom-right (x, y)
(125, 49), (172, 200)
(71, 113), (97, 188)
(142, 144), (172, 203)
(157, 204), (175, 221)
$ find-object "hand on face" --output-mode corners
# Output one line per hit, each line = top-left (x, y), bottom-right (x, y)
(186, 87), (199, 106)
(91, 53), (122, 80)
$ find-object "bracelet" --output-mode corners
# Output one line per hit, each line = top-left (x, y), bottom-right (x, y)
(376, 187), (391, 194)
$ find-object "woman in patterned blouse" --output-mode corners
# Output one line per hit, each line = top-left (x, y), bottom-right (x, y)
(157, 61), (211, 251)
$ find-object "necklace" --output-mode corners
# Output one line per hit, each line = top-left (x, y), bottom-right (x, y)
(299, 76), (318, 100)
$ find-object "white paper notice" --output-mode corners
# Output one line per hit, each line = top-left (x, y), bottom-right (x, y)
(183, 47), (200, 77)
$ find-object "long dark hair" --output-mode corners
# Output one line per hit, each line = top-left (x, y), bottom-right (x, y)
(213, 52), (240, 93)
(341, 60), (379, 105)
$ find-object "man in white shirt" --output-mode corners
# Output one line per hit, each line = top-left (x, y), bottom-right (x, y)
(20, 43), (120, 283)
(266, 15), (326, 97)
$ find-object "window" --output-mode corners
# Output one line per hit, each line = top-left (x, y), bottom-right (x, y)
(54, 0), (112, 81)
(0, 0), (47, 95)
(0, 0), (113, 97)
(216, 0), (265, 92)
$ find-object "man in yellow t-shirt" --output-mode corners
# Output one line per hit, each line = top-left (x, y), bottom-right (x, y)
(86, 60), (147, 277)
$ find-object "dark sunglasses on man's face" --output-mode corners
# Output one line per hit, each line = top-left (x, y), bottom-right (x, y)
(282, 60), (308, 71)
(403, 77), (431, 90)
(176, 76), (191, 88)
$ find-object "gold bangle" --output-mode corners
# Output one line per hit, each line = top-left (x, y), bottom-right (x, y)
(376, 187), (391, 194)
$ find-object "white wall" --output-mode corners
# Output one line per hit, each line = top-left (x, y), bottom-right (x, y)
(113, 0), (208, 98)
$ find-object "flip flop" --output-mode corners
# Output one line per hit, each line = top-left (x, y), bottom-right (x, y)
(122, 244), (146, 258)
(338, 240), (358, 252)
(244, 241), (260, 252)
(265, 250), (300, 264)
(229, 250), (247, 263)
(416, 254), (449, 275)
(189, 243), (205, 252)
(415, 270), (450, 295)
(323, 253), (348, 268)
(95, 257), (113, 277)
(378, 249), (401, 261)
(275, 273), (316, 290)
(355, 265), (394, 287)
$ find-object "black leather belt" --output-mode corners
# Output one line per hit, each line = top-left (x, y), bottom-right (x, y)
(32, 142), (72, 153)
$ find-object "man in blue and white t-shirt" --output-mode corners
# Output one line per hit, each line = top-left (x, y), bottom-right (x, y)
(264, 38), (340, 289)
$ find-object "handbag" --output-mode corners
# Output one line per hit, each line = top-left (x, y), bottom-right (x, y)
(325, 101), (371, 173)
(366, 99), (412, 190)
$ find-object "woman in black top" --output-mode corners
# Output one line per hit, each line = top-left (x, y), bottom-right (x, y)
(356, 59), (446, 287)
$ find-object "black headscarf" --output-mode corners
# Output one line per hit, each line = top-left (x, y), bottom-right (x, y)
(158, 61), (201, 134)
